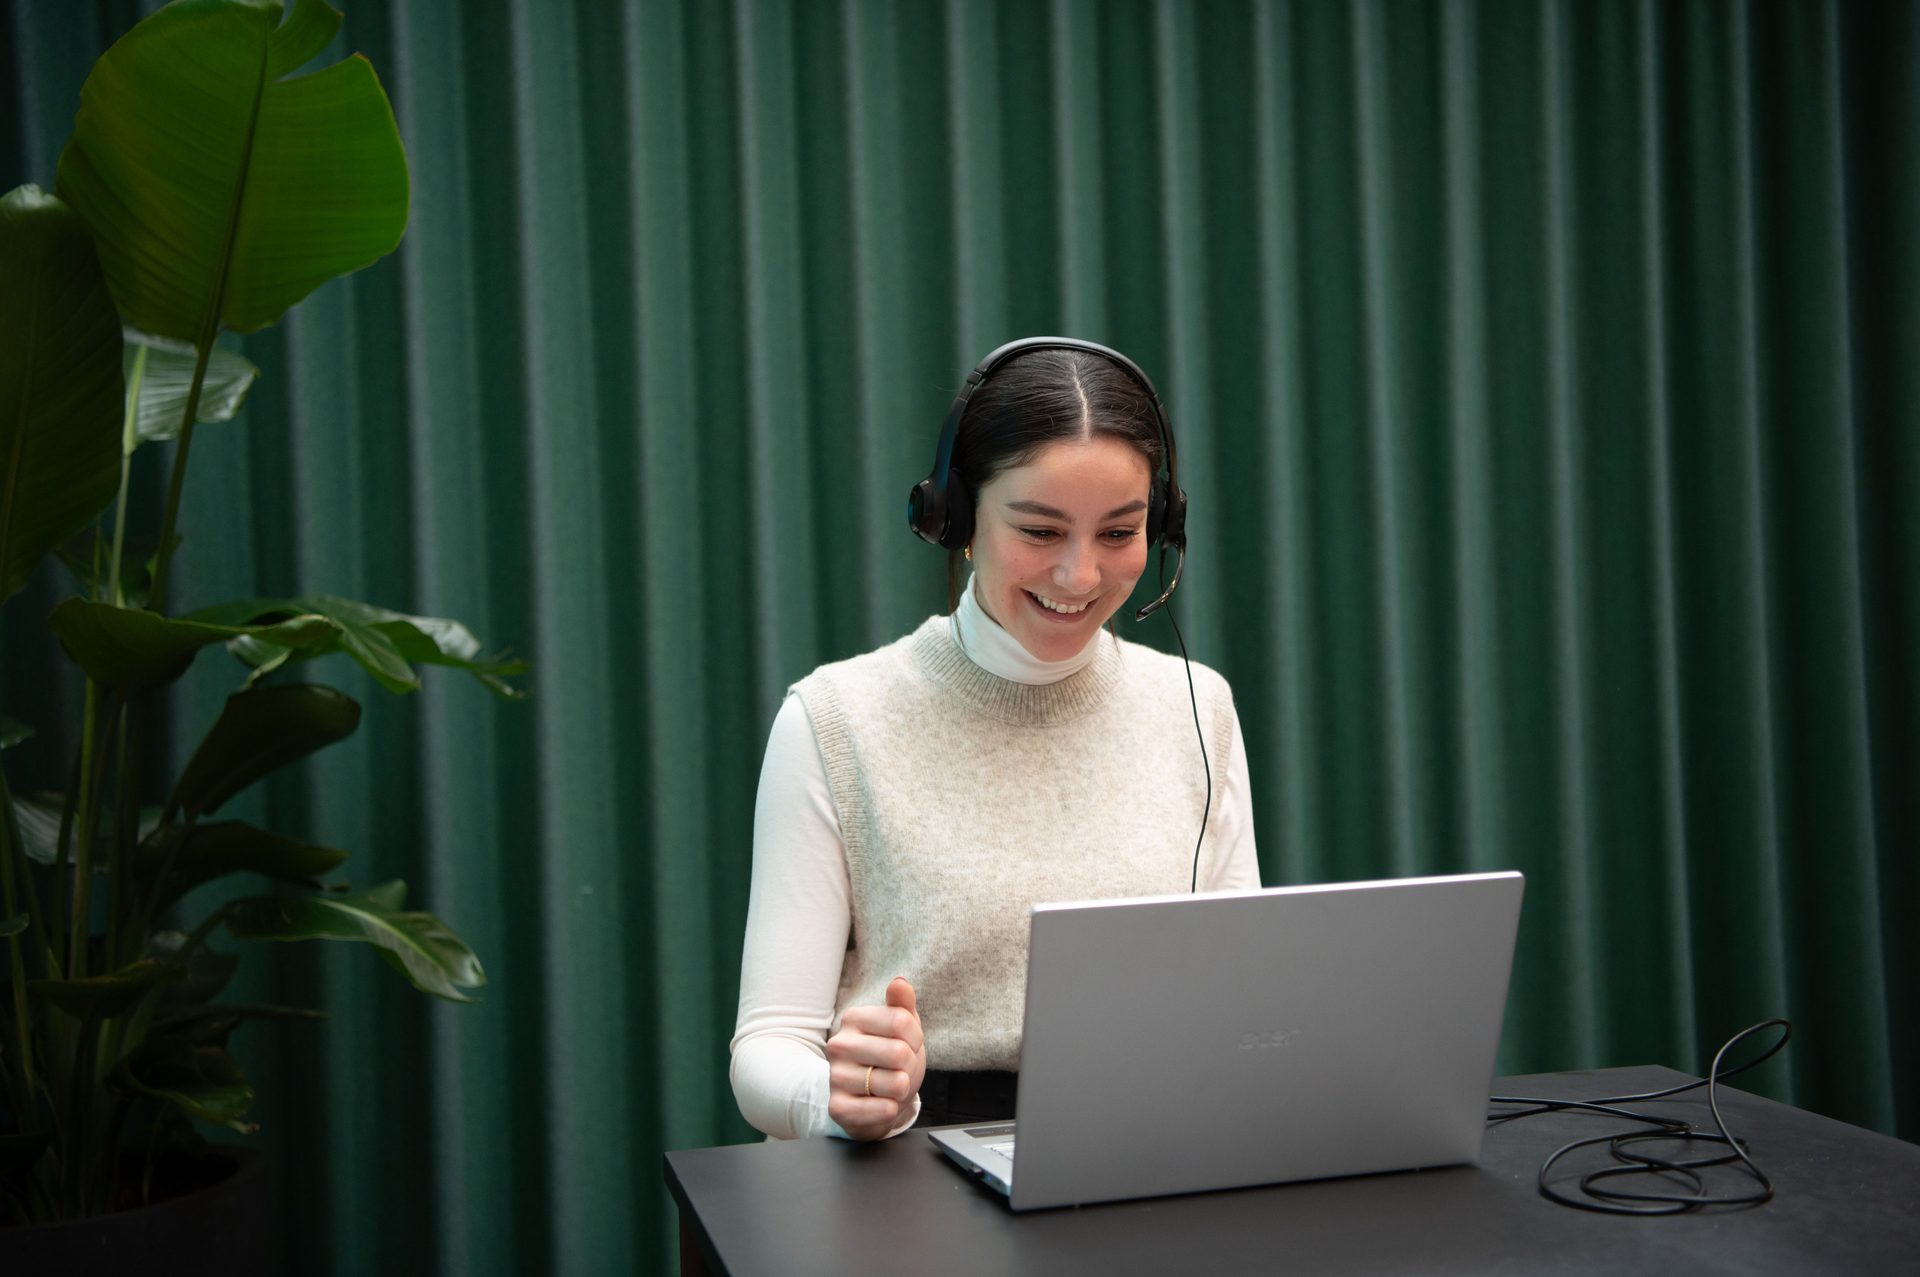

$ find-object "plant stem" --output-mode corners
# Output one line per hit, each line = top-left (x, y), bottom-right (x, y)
(146, 338), (212, 617)
(67, 682), (101, 981)
(126, 825), (186, 963)
(103, 714), (134, 973)
(68, 1021), (95, 1214)
(45, 1009), (77, 1212)
(66, 687), (124, 983)
(107, 342), (148, 606)
(0, 771), (39, 1107)
(48, 777), (76, 983)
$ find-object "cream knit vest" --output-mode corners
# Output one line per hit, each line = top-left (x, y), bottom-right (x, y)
(792, 615), (1238, 1071)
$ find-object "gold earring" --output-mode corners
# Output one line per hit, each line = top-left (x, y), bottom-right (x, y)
(964, 544), (973, 561)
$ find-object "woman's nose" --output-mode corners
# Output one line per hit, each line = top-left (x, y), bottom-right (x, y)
(1054, 540), (1100, 593)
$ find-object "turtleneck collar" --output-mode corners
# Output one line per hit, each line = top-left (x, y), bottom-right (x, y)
(914, 613), (1125, 725)
(949, 571), (1106, 685)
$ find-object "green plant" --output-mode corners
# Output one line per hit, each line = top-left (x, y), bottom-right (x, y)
(0, 0), (522, 1223)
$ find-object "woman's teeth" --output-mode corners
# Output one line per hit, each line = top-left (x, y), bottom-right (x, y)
(1030, 592), (1089, 615)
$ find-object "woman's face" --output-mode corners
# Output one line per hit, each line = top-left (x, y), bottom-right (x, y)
(970, 435), (1153, 662)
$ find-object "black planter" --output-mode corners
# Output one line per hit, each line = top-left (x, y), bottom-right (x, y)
(0, 1145), (270, 1276)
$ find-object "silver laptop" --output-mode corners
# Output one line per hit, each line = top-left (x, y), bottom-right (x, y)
(929, 870), (1524, 1210)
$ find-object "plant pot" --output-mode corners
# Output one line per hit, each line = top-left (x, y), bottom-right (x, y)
(0, 1145), (270, 1275)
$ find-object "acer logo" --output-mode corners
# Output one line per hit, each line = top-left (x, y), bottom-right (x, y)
(1239, 1027), (1302, 1051)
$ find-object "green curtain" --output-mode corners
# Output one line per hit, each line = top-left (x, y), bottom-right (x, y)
(3, 0), (1913, 1271)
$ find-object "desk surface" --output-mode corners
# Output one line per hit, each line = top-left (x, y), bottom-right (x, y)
(665, 1066), (1919, 1276)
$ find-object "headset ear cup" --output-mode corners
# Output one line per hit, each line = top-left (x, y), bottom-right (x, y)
(908, 478), (943, 545)
(941, 473), (974, 551)
(1162, 482), (1187, 547)
(1146, 478), (1167, 546)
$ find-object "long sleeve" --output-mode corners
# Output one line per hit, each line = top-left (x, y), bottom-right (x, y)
(1205, 707), (1262, 892)
(728, 695), (920, 1139)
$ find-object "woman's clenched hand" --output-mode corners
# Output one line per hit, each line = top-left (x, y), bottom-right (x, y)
(825, 976), (926, 1140)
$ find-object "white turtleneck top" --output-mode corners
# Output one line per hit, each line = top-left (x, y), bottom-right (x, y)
(729, 578), (1260, 1140)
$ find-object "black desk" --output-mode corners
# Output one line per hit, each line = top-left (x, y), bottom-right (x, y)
(665, 1066), (1920, 1275)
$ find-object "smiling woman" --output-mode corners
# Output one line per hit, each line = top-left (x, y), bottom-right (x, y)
(728, 339), (1262, 1142)
(968, 437), (1151, 662)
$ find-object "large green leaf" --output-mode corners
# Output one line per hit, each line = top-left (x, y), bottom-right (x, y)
(0, 714), (30, 750)
(125, 332), (260, 445)
(138, 821), (349, 912)
(0, 186), (124, 604)
(54, 530), (178, 609)
(54, 0), (409, 342)
(149, 1003), (326, 1039)
(142, 930), (242, 1007)
(192, 594), (529, 698)
(117, 1037), (257, 1134)
(29, 956), (189, 1018)
(161, 950), (239, 1009)
(0, 914), (24, 938)
(10, 791), (158, 868)
(10, 791), (70, 868)
(225, 880), (485, 1003)
(170, 684), (360, 820)
(47, 597), (342, 691)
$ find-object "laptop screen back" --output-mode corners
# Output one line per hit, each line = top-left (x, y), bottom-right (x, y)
(1004, 871), (1524, 1210)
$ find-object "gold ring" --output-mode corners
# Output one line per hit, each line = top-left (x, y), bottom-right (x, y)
(864, 1065), (875, 1097)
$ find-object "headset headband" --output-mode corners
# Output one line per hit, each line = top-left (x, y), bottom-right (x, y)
(910, 336), (1186, 578)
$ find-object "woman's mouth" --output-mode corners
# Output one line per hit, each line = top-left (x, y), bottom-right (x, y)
(1026, 589), (1093, 620)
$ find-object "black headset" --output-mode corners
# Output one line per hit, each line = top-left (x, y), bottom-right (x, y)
(906, 336), (1188, 620)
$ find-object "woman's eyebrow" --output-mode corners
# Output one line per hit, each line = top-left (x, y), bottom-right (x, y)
(1006, 498), (1148, 520)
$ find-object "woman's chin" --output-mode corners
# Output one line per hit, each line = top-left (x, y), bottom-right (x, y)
(1013, 619), (1097, 662)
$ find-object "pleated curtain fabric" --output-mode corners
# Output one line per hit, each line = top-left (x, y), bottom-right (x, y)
(2, 1), (1914, 1272)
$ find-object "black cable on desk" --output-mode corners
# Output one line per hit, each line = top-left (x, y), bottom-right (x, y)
(1487, 1019), (1792, 1215)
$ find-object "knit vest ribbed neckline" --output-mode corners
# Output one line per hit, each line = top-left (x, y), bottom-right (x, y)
(910, 616), (1126, 725)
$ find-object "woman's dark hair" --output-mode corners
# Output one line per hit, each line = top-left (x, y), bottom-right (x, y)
(944, 348), (1165, 612)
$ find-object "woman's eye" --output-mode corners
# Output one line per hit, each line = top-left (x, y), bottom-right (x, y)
(1015, 526), (1138, 543)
